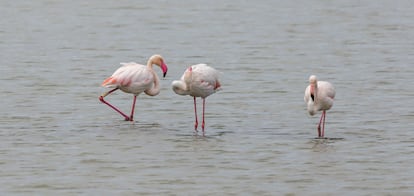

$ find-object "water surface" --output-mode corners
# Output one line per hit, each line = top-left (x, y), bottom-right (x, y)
(1, 0), (414, 195)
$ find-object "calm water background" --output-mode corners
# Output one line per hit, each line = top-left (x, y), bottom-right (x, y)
(1, 0), (414, 195)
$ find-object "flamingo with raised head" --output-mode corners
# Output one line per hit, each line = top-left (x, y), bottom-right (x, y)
(304, 75), (335, 138)
(99, 54), (168, 121)
(172, 64), (221, 135)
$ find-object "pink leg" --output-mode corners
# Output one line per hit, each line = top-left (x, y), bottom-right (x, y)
(99, 88), (130, 121)
(202, 98), (206, 136)
(321, 110), (326, 138)
(129, 95), (137, 121)
(317, 112), (324, 138)
(193, 96), (198, 131)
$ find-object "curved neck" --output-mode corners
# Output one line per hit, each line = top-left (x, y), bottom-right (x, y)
(172, 80), (190, 96)
(144, 70), (160, 96)
(147, 60), (154, 69)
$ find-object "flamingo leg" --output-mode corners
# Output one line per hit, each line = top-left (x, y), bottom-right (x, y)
(99, 88), (130, 121)
(193, 96), (198, 131)
(317, 111), (326, 138)
(322, 110), (326, 138)
(129, 95), (137, 121)
(202, 98), (206, 136)
(317, 111), (324, 138)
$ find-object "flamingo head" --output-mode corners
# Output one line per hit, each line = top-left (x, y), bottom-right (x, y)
(149, 54), (168, 77)
(309, 75), (317, 84)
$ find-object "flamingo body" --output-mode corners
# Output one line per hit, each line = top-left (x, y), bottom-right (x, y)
(304, 75), (335, 137)
(99, 55), (168, 121)
(172, 64), (221, 98)
(172, 64), (221, 134)
(102, 62), (157, 96)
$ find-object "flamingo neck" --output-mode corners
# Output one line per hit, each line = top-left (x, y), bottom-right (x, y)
(307, 98), (316, 116)
(145, 70), (160, 96)
(146, 60), (154, 69)
(172, 80), (190, 96)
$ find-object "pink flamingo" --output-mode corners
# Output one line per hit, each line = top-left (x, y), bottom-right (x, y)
(304, 75), (335, 138)
(172, 64), (221, 135)
(99, 54), (168, 121)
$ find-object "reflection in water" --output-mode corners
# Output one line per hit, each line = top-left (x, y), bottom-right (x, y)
(310, 138), (344, 153)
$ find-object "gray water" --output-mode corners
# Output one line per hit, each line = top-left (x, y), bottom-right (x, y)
(1, 0), (414, 195)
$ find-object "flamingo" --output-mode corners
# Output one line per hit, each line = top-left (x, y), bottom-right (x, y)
(172, 64), (221, 135)
(304, 75), (335, 138)
(99, 54), (168, 121)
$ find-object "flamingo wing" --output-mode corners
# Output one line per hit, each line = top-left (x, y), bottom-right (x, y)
(317, 81), (335, 110)
(102, 63), (154, 94)
(318, 81), (335, 100)
(189, 64), (220, 97)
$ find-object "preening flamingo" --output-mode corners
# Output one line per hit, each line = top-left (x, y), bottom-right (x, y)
(304, 75), (335, 138)
(172, 64), (221, 135)
(99, 54), (168, 121)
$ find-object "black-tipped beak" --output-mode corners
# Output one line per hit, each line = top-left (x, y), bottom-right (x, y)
(161, 62), (168, 78)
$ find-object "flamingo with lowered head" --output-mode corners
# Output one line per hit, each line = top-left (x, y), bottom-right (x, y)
(172, 64), (221, 135)
(99, 54), (168, 121)
(304, 75), (335, 138)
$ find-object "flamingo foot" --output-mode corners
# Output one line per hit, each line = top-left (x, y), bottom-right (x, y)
(99, 96), (105, 103)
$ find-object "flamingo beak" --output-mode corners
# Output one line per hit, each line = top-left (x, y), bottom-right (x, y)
(310, 85), (315, 101)
(161, 62), (168, 78)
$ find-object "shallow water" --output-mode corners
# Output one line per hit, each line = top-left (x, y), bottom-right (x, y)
(1, 0), (414, 195)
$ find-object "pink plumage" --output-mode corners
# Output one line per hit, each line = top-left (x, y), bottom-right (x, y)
(99, 55), (168, 121)
(172, 64), (221, 135)
(304, 75), (335, 138)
